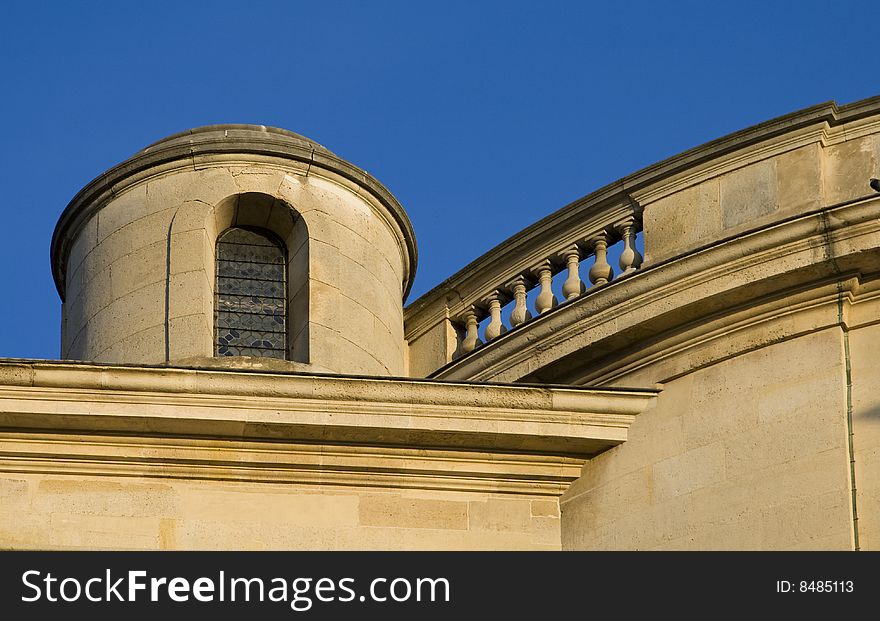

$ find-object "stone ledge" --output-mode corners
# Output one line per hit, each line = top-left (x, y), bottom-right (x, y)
(405, 97), (880, 331)
(0, 433), (583, 496)
(51, 125), (418, 302)
(0, 361), (656, 494)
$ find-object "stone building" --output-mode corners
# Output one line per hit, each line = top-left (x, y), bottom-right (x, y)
(1, 97), (879, 549)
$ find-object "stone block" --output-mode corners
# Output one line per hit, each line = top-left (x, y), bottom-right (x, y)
(308, 238), (341, 286)
(308, 279), (341, 325)
(79, 265), (115, 321)
(665, 517), (764, 550)
(92, 207), (177, 276)
(848, 322), (880, 550)
(97, 183), (149, 243)
(407, 319), (457, 378)
(342, 296), (379, 340)
(776, 143), (823, 214)
(100, 324), (166, 364)
(723, 407), (845, 481)
(33, 478), (178, 518)
(720, 159), (777, 230)
(84, 281), (165, 359)
(109, 240), (166, 299)
(168, 313), (213, 361)
(757, 370), (845, 425)
(337, 254), (394, 313)
(172, 168), (239, 209)
(141, 172), (207, 220)
(166, 200), (212, 236)
(67, 215), (98, 279)
(46, 514), (162, 550)
(233, 191), (276, 228)
(168, 269), (212, 319)
(289, 242), (309, 294)
(229, 167), (286, 196)
(265, 199), (298, 242)
(331, 220), (373, 271)
(531, 499), (559, 518)
(758, 490), (852, 549)
(0, 510), (54, 549)
(652, 442), (725, 502)
(0, 478), (29, 512)
(172, 228), (213, 277)
(468, 498), (533, 533)
(177, 486), (359, 528)
(173, 519), (333, 550)
(291, 322), (309, 363)
(824, 136), (877, 204)
(359, 495), (468, 530)
(685, 368), (759, 451)
(642, 179), (721, 262)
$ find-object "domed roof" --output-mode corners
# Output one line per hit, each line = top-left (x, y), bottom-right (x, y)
(139, 124), (337, 158)
(52, 123), (418, 302)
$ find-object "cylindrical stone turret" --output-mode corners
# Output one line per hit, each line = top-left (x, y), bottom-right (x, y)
(51, 125), (417, 376)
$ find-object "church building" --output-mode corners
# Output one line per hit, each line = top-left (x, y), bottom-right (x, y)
(2, 97), (879, 550)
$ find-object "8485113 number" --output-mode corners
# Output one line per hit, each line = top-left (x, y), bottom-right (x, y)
(799, 581), (853, 593)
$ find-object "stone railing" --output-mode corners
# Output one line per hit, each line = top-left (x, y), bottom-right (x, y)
(456, 213), (643, 358)
(405, 97), (880, 378)
(404, 194), (644, 375)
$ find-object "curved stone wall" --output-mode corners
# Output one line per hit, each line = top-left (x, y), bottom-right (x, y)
(54, 126), (416, 375)
(406, 97), (880, 381)
(401, 96), (880, 549)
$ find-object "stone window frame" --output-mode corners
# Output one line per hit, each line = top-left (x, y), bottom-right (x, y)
(214, 226), (289, 359)
(166, 192), (309, 363)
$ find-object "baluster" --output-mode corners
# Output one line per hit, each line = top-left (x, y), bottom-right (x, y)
(588, 232), (614, 286)
(481, 290), (507, 341)
(457, 306), (482, 357)
(505, 275), (533, 328)
(558, 245), (586, 301)
(616, 217), (643, 274)
(530, 260), (557, 315)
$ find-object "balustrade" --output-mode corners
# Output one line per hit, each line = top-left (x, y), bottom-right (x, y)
(451, 206), (643, 360)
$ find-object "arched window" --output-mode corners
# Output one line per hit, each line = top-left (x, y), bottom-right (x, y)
(214, 227), (287, 359)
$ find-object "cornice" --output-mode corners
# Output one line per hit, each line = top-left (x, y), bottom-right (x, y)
(51, 124), (418, 301)
(0, 433), (583, 496)
(405, 96), (880, 327)
(0, 361), (656, 495)
(0, 361), (656, 452)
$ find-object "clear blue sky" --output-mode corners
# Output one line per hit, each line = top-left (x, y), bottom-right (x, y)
(1, 1), (877, 360)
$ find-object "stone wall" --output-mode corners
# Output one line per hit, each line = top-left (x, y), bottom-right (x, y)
(561, 328), (855, 549)
(0, 361), (654, 550)
(850, 320), (880, 549)
(0, 475), (560, 550)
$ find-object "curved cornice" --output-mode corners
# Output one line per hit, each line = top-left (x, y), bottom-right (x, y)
(51, 124), (418, 301)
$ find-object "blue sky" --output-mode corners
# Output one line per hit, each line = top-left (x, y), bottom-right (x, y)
(1, 1), (877, 360)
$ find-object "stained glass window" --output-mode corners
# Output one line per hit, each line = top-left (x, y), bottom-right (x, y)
(214, 227), (287, 359)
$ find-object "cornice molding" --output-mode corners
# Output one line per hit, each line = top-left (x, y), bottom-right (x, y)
(405, 96), (880, 333)
(51, 124), (418, 301)
(0, 361), (656, 494)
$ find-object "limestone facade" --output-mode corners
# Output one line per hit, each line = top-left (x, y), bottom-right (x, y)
(53, 126), (416, 376)
(0, 361), (653, 549)
(3, 98), (880, 549)
(407, 97), (880, 550)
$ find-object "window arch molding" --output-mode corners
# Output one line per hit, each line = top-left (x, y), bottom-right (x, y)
(204, 192), (309, 362)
